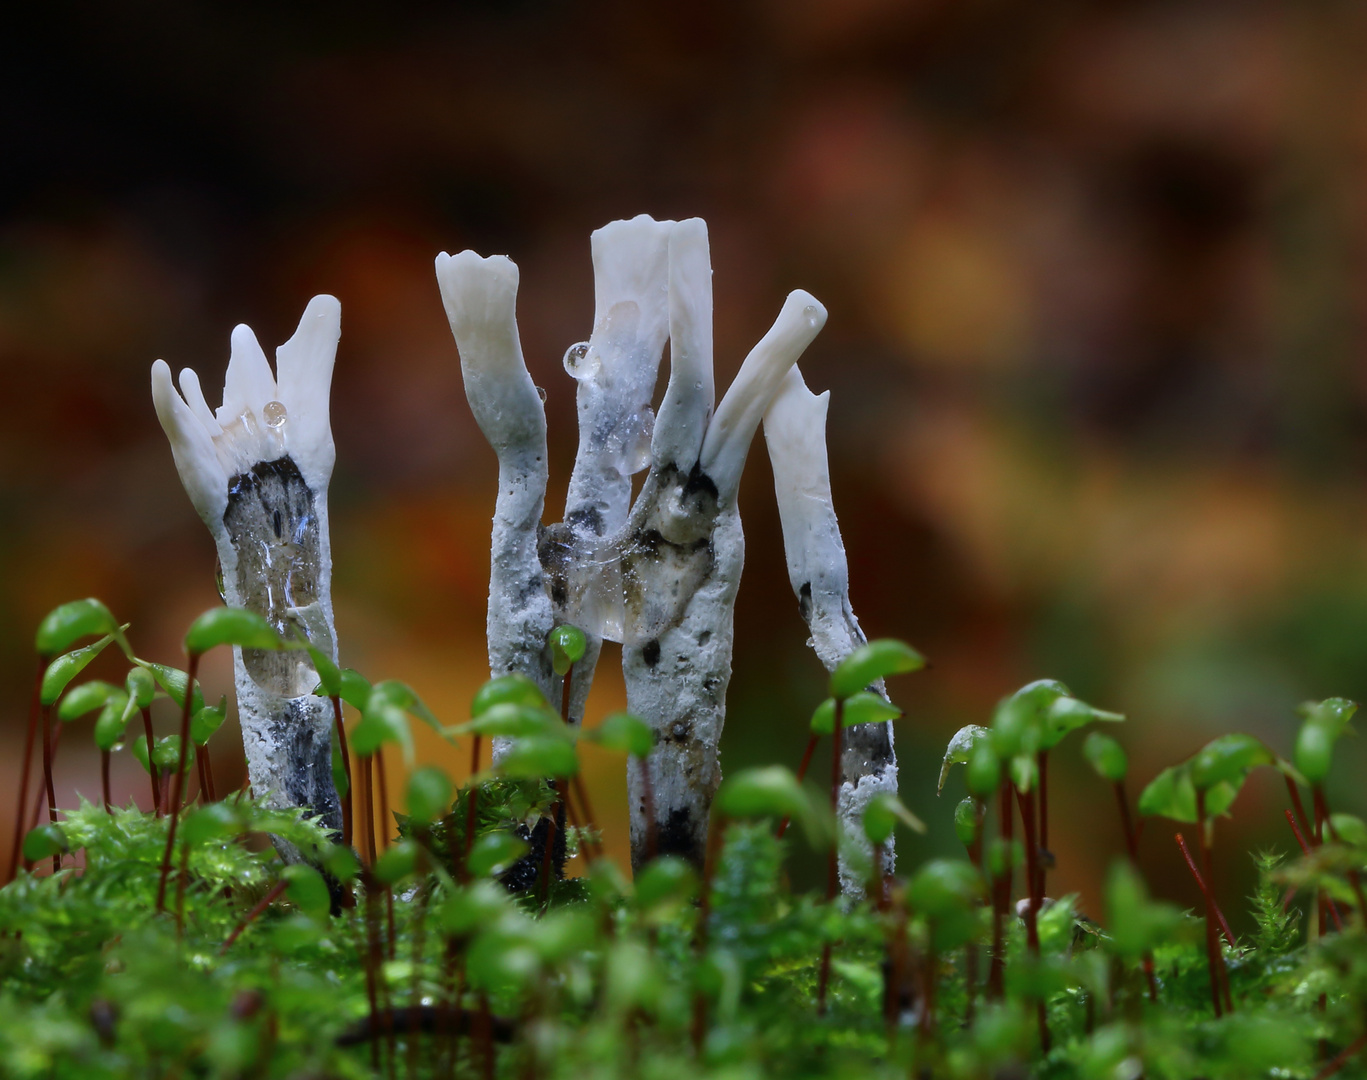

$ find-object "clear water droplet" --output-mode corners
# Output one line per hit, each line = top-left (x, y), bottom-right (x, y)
(562, 342), (589, 377)
(802, 304), (819, 324)
(262, 400), (288, 429)
(536, 386), (547, 404)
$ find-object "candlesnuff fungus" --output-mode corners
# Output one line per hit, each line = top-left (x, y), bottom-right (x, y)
(438, 215), (828, 868)
(150, 297), (345, 844)
(764, 365), (904, 896)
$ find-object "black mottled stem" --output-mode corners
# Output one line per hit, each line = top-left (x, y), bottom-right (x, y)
(101, 750), (112, 813)
(6, 657), (44, 883)
(156, 653), (199, 913)
(817, 697), (844, 1016)
(776, 734), (820, 841)
(331, 695), (353, 848)
(203, 750), (217, 803)
(141, 707), (161, 816)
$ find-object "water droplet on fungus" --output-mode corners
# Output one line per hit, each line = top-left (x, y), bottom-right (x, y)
(262, 400), (288, 429)
(562, 342), (589, 377)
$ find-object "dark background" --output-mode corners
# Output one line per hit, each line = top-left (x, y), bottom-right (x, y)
(4, 0), (1367, 925)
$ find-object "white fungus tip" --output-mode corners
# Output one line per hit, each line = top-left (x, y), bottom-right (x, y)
(177, 366), (222, 435)
(589, 216), (674, 335)
(275, 294), (341, 485)
(700, 289), (829, 499)
(220, 322), (277, 425)
(651, 217), (715, 471)
(151, 359), (227, 523)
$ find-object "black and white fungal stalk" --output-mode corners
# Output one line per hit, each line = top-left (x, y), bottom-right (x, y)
(438, 216), (827, 869)
(150, 297), (344, 842)
(764, 367), (898, 896)
(434, 252), (557, 736)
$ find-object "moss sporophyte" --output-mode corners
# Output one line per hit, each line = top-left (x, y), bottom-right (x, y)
(3, 218), (1367, 1079)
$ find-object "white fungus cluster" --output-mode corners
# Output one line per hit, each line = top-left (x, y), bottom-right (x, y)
(151, 216), (898, 894)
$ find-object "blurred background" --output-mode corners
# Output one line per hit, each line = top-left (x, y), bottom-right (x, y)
(4, 0), (1367, 927)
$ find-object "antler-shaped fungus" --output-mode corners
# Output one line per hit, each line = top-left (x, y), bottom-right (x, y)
(438, 216), (827, 868)
(151, 297), (345, 845)
(765, 366), (899, 895)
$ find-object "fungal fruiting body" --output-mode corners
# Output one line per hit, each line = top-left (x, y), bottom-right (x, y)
(439, 216), (830, 869)
(765, 366), (899, 895)
(151, 297), (344, 846)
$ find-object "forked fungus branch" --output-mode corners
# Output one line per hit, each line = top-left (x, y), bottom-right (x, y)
(149, 216), (898, 895)
(151, 298), (345, 853)
(439, 215), (898, 882)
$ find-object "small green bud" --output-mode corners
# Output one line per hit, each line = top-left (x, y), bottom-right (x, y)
(549, 624), (588, 677)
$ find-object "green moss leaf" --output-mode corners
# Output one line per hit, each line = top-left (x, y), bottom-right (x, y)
(35, 598), (125, 657)
(549, 624), (587, 676)
(184, 606), (284, 655)
(40, 632), (119, 706)
(585, 711), (654, 758)
(472, 673), (547, 717)
(829, 639), (925, 699)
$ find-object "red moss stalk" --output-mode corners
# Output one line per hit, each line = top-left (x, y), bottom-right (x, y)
(539, 780), (567, 907)
(155, 653), (199, 913)
(220, 878), (288, 953)
(1016, 784), (1051, 1052)
(638, 753), (659, 862)
(203, 750), (218, 803)
(6, 657), (45, 883)
(40, 704), (57, 834)
(376, 747), (391, 853)
(776, 734), (820, 841)
(1037, 749), (1050, 898)
(330, 696), (351, 847)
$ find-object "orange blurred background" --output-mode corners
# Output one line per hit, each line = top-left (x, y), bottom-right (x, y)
(4, 1), (1367, 925)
